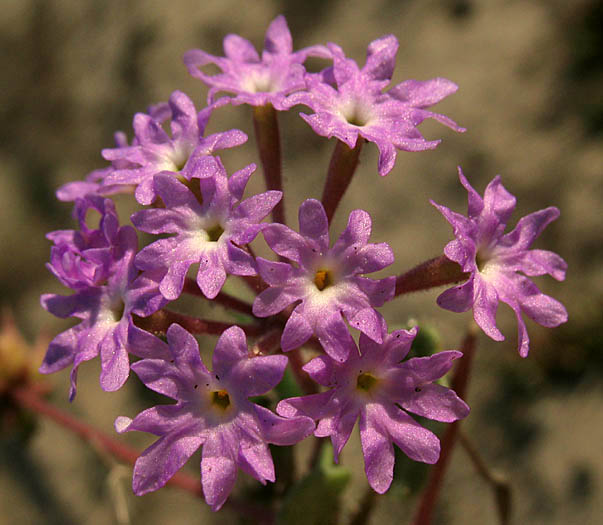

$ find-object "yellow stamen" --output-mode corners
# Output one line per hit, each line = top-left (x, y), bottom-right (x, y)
(211, 389), (231, 410)
(356, 372), (378, 392)
(313, 269), (333, 291)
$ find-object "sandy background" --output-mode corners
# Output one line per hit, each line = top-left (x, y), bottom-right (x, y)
(1, 0), (602, 523)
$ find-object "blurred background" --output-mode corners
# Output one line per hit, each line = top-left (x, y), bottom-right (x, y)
(1, 0), (602, 523)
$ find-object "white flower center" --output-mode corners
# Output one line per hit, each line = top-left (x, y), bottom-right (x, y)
(475, 249), (500, 281)
(243, 69), (277, 94)
(164, 143), (193, 172)
(339, 98), (373, 127)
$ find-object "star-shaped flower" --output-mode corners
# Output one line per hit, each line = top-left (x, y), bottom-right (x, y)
(284, 35), (464, 176)
(41, 197), (167, 399)
(115, 324), (315, 510)
(184, 15), (330, 109)
(277, 321), (469, 494)
(132, 158), (281, 300)
(253, 199), (395, 361)
(432, 168), (568, 356)
(101, 90), (247, 204)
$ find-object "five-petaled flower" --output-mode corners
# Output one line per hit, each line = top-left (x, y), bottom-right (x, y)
(432, 168), (568, 356)
(40, 196), (167, 400)
(115, 324), (315, 510)
(253, 199), (395, 361)
(101, 91), (247, 205)
(132, 157), (281, 300)
(184, 15), (330, 109)
(277, 320), (469, 493)
(284, 35), (465, 175)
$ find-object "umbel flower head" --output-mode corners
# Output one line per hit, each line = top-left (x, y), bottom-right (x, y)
(115, 324), (315, 511)
(253, 199), (395, 361)
(100, 90), (247, 205)
(184, 15), (330, 109)
(40, 197), (167, 400)
(277, 320), (469, 494)
(432, 168), (568, 357)
(284, 35), (465, 176)
(132, 157), (281, 300)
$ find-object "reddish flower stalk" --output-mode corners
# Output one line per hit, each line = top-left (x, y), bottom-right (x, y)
(183, 277), (255, 317)
(253, 104), (285, 224)
(10, 386), (199, 494)
(413, 328), (477, 525)
(395, 255), (468, 296)
(10, 386), (274, 524)
(251, 328), (283, 356)
(134, 309), (264, 337)
(321, 139), (364, 223)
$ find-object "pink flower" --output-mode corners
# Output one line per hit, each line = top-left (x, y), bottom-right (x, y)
(432, 168), (568, 356)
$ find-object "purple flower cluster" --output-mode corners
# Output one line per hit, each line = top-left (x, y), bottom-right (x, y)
(40, 14), (567, 512)
(41, 197), (168, 400)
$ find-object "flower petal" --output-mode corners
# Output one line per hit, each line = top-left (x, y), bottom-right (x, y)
(400, 383), (470, 422)
(359, 407), (394, 494)
(132, 423), (204, 496)
(281, 308), (314, 352)
(264, 15), (292, 55)
(298, 199), (329, 252)
(201, 433), (238, 511)
(254, 404), (315, 445)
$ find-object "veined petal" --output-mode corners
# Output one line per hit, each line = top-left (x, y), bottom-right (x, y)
(237, 438), (274, 484)
(359, 407), (395, 494)
(472, 278), (504, 341)
(132, 423), (204, 496)
(380, 404), (440, 464)
(281, 308), (314, 351)
(298, 199), (330, 252)
(264, 15), (293, 55)
(254, 404), (315, 445)
(316, 311), (357, 363)
(253, 285), (299, 317)
(201, 432), (238, 511)
(230, 354), (289, 397)
(196, 250), (227, 299)
(388, 78), (459, 107)
(400, 383), (469, 422)
(212, 326), (249, 378)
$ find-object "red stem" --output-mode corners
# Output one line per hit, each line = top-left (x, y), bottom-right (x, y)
(413, 329), (477, 525)
(321, 139), (363, 224)
(10, 386), (201, 494)
(10, 386), (275, 523)
(253, 104), (285, 225)
(183, 278), (255, 317)
(395, 255), (469, 297)
(134, 309), (264, 337)
(251, 329), (282, 356)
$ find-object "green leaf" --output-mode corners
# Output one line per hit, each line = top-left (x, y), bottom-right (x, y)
(276, 442), (350, 525)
